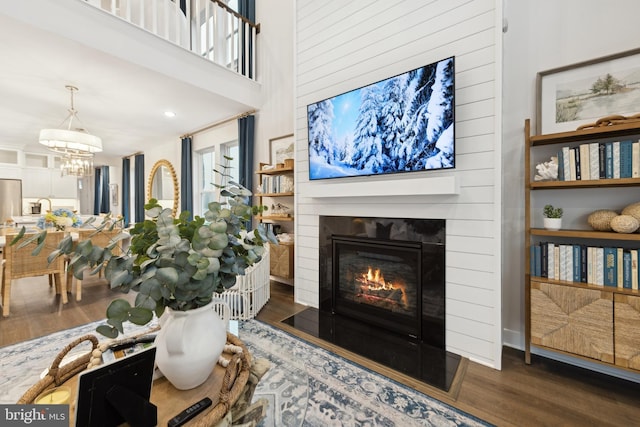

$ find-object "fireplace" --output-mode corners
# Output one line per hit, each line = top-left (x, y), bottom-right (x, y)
(332, 236), (422, 338)
(283, 216), (458, 392)
(320, 216), (446, 349)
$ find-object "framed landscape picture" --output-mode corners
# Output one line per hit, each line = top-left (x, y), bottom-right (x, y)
(269, 133), (294, 164)
(536, 48), (640, 134)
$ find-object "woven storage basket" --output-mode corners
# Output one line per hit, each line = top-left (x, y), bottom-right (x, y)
(587, 210), (618, 231)
(17, 331), (253, 427)
(17, 335), (99, 404)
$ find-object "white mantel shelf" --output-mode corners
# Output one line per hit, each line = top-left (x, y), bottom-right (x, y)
(299, 175), (458, 198)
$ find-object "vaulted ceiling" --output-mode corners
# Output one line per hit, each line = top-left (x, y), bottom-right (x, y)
(0, 2), (261, 163)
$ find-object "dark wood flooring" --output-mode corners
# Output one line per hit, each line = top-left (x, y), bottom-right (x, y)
(1, 278), (639, 426)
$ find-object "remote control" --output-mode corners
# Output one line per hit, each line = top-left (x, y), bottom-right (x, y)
(167, 397), (213, 427)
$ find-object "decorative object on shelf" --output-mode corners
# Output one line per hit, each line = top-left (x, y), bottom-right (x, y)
(587, 209), (619, 231)
(269, 133), (294, 165)
(37, 208), (83, 231)
(271, 203), (291, 215)
(536, 47), (640, 134)
(621, 201), (640, 222)
(610, 214), (640, 234)
(39, 85), (102, 178)
(534, 156), (559, 181)
(576, 113), (640, 130)
(542, 204), (563, 230)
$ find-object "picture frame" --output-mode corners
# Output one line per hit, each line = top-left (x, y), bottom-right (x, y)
(269, 133), (294, 165)
(536, 47), (640, 135)
(109, 183), (118, 206)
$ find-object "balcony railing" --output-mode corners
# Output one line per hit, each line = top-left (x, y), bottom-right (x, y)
(85, 0), (259, 80)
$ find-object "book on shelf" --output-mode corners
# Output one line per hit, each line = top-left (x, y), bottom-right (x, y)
(534, 245), (541, 277)
(573, 245), (582, 282)
(541, 242), (548, 278)
(572, 147), (580, 180)
(617, 247), (624, 289)
(579, 144), (590, 180)
(613, 141), (621, 179)
(557, 149), (564, 181)
(599, 142), (606, 179)
(553, 245), (560, 281)
(580, 245), (588, 283)
(620, 140), (633, 179)
(559, 244), (567, 281)
(633, 141), (640, 178)
(565, 245), (573, 282)
(562, 146), (571, 181)
(586, 246), (594, 284)
(589, 142), (600, 180)
(632, 249), (639, 290)
(568, 148), (577, 181)
(605, 143), (613, 179)
(595, 247), (604, 286)
(604, 247), (617, 287)
(623, 250), (632, 289)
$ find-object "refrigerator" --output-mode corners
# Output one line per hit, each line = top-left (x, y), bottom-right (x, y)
(0, 179), (22, 223)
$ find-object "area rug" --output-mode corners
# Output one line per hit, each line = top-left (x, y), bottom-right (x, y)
(241, 319), (491, 427)
(0, 320), (491, 426)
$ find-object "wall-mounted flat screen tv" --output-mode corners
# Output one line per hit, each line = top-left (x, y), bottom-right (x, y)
(307, 56), (455, 180)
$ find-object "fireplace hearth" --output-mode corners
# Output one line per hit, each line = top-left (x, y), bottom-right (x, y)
(283, 216), (460, 392)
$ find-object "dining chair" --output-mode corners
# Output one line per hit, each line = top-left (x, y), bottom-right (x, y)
(1, 230), (67, 317)
(67, 228), (124, 301)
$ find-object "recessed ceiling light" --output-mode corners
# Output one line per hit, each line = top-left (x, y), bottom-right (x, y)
(164, 111), (176, 118)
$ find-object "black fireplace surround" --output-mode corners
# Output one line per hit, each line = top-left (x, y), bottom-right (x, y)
(284, 216), (459, 392)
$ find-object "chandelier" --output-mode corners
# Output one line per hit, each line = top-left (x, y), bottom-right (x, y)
(39, 85), (102, 177)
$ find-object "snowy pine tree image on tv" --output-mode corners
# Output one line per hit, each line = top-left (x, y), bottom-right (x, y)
(307, 56), (455, 180)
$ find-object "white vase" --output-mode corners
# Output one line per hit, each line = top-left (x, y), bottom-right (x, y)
(543, 217), (562, 230)
(155, 301), (227, 390)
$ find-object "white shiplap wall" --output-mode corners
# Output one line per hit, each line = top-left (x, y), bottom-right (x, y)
(295, 0), (503, 367)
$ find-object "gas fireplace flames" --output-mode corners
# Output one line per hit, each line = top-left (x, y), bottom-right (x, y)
(356, 267), (407, 307)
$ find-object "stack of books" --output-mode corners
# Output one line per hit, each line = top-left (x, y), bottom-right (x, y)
(555, 140), (640, 181)
(530, 242), (639, 290)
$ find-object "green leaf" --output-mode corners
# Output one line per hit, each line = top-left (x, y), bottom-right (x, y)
(96, 324), (119, 339)
(9, 227), (26, 245)
(106, 299), (131, 321)
(128, 307), (153, 325)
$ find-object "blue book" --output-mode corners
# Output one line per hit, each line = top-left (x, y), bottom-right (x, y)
(530, 245), (536, 276)
(623, 250), (632, 289)
(605, 143), (613, 179)
(580, 245), (588, 283)
(620, 140), (633, 178)
(534, 245), (541, 277)
(572, 245), (581, 282)
(603, 247), (617, 287)
(557, 149), (564, 181)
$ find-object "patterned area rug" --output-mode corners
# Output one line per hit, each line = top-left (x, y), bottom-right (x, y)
(0, 320), (491, 426)
(240, 320), (491, 427)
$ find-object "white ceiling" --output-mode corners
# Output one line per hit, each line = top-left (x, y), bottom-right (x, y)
(0, 6), (256, 162)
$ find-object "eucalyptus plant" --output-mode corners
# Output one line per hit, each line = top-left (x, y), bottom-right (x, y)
(11, 175), (277, 339)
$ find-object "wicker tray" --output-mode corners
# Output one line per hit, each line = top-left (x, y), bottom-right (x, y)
(18, 332), (252, 427)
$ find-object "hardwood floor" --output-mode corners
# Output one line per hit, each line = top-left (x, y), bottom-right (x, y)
(2, 279), (639, 426)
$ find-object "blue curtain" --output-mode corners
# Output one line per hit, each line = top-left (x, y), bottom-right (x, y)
(122, 157), (131, 227)
(93, 168), (101, 215)
(134, 154), (145, 222)
(100, 166), (110, 213)
(238, 0), (255, 78)
(181, 136), (193, 220)
(238, 115), (254, 230)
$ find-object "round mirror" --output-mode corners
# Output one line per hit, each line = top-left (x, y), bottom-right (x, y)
(147, 159), (179, 215)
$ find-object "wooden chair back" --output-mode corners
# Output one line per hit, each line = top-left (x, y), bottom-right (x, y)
(2, 231), (67, 316)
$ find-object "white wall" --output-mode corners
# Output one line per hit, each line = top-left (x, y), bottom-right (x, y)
(295, 0), (504, 368)
(254, 0), (295, 182)
(502, 0), (640, 380)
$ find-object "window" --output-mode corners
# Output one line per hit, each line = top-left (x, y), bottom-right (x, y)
(198, 143), (239, 215)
